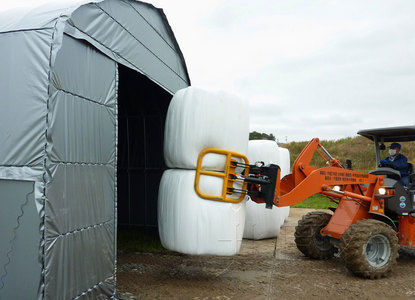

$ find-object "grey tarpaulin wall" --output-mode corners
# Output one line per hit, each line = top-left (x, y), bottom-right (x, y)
(0, 1), (190, 299)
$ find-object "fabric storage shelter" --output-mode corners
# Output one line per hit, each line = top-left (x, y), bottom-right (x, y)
(0, 1), (190, 299)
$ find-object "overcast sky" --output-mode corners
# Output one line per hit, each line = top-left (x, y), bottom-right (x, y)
(2, 0), (415, 142)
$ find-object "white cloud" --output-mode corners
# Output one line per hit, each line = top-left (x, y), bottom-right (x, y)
(159, 0), (415, 142)
(2, 0), (415, 141)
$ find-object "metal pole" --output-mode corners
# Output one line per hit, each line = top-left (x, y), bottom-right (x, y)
(374, 136), (381, 166)
(126, 116), (131, 226)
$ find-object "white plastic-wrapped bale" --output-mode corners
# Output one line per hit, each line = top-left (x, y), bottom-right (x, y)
(278, 147), (291, 220)
(243, 199), (282, 240)
(158, 169), (246, 255)
(278, 147), (291, 178)
(164, 87), (250, 170)
(243, 140), (290, 240)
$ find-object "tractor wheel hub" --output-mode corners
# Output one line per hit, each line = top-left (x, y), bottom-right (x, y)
(365, 234), (391, 268)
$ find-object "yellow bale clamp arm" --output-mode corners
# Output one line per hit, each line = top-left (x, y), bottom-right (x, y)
(194, 148), (281, 207)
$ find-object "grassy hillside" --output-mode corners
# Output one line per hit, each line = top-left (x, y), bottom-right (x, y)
(283, 136), (415, 173)
(282, 136), (415, 208)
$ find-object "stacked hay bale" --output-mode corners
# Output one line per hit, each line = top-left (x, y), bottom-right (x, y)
(243, 140), (291, 240)
(158, 87), (250, 255)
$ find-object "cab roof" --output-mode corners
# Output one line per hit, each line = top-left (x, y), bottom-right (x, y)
(358, 125), (415, 142)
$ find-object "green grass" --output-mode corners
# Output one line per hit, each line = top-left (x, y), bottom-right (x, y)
(117, 228), (168, 253)
(292, 194), (338, 209)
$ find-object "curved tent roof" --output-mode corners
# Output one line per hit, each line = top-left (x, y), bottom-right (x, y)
(0, 0), (190, 93)
(0, 1), (190, 298)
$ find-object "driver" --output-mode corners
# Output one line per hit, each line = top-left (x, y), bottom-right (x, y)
(380, 142), (409, 186)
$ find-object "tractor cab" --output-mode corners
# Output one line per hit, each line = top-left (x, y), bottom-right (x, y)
(358, 125), (415, 188)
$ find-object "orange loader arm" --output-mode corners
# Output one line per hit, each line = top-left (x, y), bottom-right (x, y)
(273, 138), (383, 206)
(251, 138), (386, 239)
(194, 140), (387, 239)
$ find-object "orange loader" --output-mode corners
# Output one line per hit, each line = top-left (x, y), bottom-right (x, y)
(194, 125), (415, 278)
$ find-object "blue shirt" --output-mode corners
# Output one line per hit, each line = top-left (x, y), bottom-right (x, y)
(381, 153), (409, 177)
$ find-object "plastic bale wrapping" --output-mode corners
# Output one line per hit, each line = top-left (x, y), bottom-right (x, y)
(243, 199), (282, 240)
(158, 169), (246, 255)
(243, 140), (291, 240)
(163, 87), (250, 170)
(159, 86), (250, 255)
(278, 147), (291, 220)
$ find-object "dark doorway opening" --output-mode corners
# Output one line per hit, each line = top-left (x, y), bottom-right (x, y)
(117, 64), (171, 228)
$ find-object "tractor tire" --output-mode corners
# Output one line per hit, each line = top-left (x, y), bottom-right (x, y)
(339, 219), (399, 279)
(294, 211), (335, 259)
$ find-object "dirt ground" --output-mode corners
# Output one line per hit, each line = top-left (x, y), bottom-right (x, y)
(117, 208), (415, 299)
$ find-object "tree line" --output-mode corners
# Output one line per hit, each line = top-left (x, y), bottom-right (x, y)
(249, 131), (276, 141)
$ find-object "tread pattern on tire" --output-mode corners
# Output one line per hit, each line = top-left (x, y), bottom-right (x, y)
(339, 219), (399, 279)
(294, 211), (335, 259)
